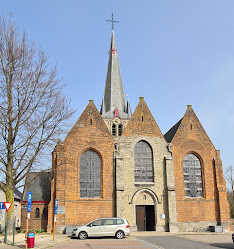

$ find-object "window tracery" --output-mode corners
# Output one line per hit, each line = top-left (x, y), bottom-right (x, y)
(80, 150), (101, 198)
(183, 153), (203, 198)
(134, 140), (154, 182)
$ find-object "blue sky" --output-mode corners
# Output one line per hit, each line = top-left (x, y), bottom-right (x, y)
(1, 1), (234, 172)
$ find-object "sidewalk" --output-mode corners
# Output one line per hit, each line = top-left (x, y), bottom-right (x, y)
(0, 233), (70, 248)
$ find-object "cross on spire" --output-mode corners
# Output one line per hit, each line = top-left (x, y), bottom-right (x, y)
(106, 13), (119, 30)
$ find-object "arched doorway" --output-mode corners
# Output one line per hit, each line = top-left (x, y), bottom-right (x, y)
(131, 189), (158, 231)
(136, 205), (155, 231)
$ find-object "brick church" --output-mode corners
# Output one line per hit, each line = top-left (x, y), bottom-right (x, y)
(22, 29), (231, 233)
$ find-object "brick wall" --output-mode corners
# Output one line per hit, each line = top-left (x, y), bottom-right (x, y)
(47, 101), (115, 231)
(171, 105), (231, 231)
(21, 202), (49, 231)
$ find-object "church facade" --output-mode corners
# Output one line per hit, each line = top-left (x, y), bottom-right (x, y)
(44, 30), (231, 233)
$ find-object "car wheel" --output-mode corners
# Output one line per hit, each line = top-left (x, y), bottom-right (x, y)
(78, 231), (88, 240)
(115, 230), (124, 239)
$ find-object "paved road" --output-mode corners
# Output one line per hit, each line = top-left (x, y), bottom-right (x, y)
(52, 235), (234, 249)
(53, 238), (160, 249)
(1, 232), (234, 249)
(137, 236), (234, 249)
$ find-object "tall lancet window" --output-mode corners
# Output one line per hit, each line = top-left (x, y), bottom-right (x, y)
(112, 124), (116, 136)
(35, 208), (40, 218)
(183, 153), (203, 198)
(80, 150), (101, 198)
(118, 124), (122, 136)
(134, 140), (154, 182)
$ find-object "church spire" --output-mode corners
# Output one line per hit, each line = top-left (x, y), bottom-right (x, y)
(101, 29), (131, 119)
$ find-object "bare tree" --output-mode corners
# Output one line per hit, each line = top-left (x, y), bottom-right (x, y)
(0, 16), (74, 234)
(225, 165), (234, 192)
(224, 166), (234, 218)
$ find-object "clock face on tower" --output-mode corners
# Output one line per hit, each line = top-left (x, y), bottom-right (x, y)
(113, 117), (121, 125)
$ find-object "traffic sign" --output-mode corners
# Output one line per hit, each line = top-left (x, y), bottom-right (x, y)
(3, 202), (12, 212)
(54, 199), (58, 214)
(0, 202), (12, 212)
(27, 192), (32, 212)
(0, 202), (5, 209)
(0, 214), (4, 220)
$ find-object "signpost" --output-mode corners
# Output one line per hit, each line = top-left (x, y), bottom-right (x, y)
(2, 201), (12, 244)
(25, 192), (32, 249)
(53, 199), (58, 240)
(27, 192), (32, 213)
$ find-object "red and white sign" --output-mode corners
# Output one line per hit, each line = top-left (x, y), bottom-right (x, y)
(3, 202), (12, 212)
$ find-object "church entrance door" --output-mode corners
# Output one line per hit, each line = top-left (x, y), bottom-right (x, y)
(136, 205), (155, 231)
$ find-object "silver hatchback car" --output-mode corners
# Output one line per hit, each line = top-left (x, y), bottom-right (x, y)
(72, 218), (130, 239)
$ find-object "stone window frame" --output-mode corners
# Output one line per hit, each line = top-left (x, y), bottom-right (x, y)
(134, 140), (154, 183)
(183, 153), (204, 198)
(79, 149), (102, 199)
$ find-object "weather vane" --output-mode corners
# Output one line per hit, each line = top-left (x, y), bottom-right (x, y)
(106, 13), (119, 30)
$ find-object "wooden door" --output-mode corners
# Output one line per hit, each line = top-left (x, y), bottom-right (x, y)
(136, 206), (145, 231)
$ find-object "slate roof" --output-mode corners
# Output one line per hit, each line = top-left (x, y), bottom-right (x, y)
(22, 171), (52, 201)
(164, 119), (182, 143)
(14, 189), (23, 200)
(0, 185), (22, 200)
(101, 30), (131, 119)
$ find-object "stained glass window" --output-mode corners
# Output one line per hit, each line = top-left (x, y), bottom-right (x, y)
(183, 154), (203, 198)
(80, 150), (101, 198)
(134, 140), (154, 182)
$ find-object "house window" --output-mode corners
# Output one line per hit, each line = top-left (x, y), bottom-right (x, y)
(183, 153), (203, 198)
(42, 208), (47, 219)
(134, 140), (154, 182)
(80, 150), (101, 198)
(35, 208), (40, 218)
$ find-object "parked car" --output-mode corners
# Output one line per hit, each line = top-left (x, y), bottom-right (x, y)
(72, 218), (130, 239)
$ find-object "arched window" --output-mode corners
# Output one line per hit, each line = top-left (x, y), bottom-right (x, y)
(134, 140), (154, 182)
(183, 153), (203, 198)
(80, 150), (101, 198)
(35, 208), (40, 218)
(112, 124), (116, 136)
(42, 208), (47, 219)
(118, 124), (122, 136)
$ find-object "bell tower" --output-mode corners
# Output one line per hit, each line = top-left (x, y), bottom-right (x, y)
(100, 15), (131, 139)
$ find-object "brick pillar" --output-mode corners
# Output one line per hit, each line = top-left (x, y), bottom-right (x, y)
(215, 150), (232, 231)
(48, 143), (67, 233)
(165, 156), (178, 232)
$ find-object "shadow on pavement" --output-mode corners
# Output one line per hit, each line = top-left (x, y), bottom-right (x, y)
(210, 243), (234, 249)
(71, 236), (122, 240)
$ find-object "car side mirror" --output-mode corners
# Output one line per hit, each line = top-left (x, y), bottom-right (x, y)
(89, 224), (93, 227)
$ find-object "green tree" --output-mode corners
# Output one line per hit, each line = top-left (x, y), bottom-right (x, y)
(0, 16), (74, 235)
